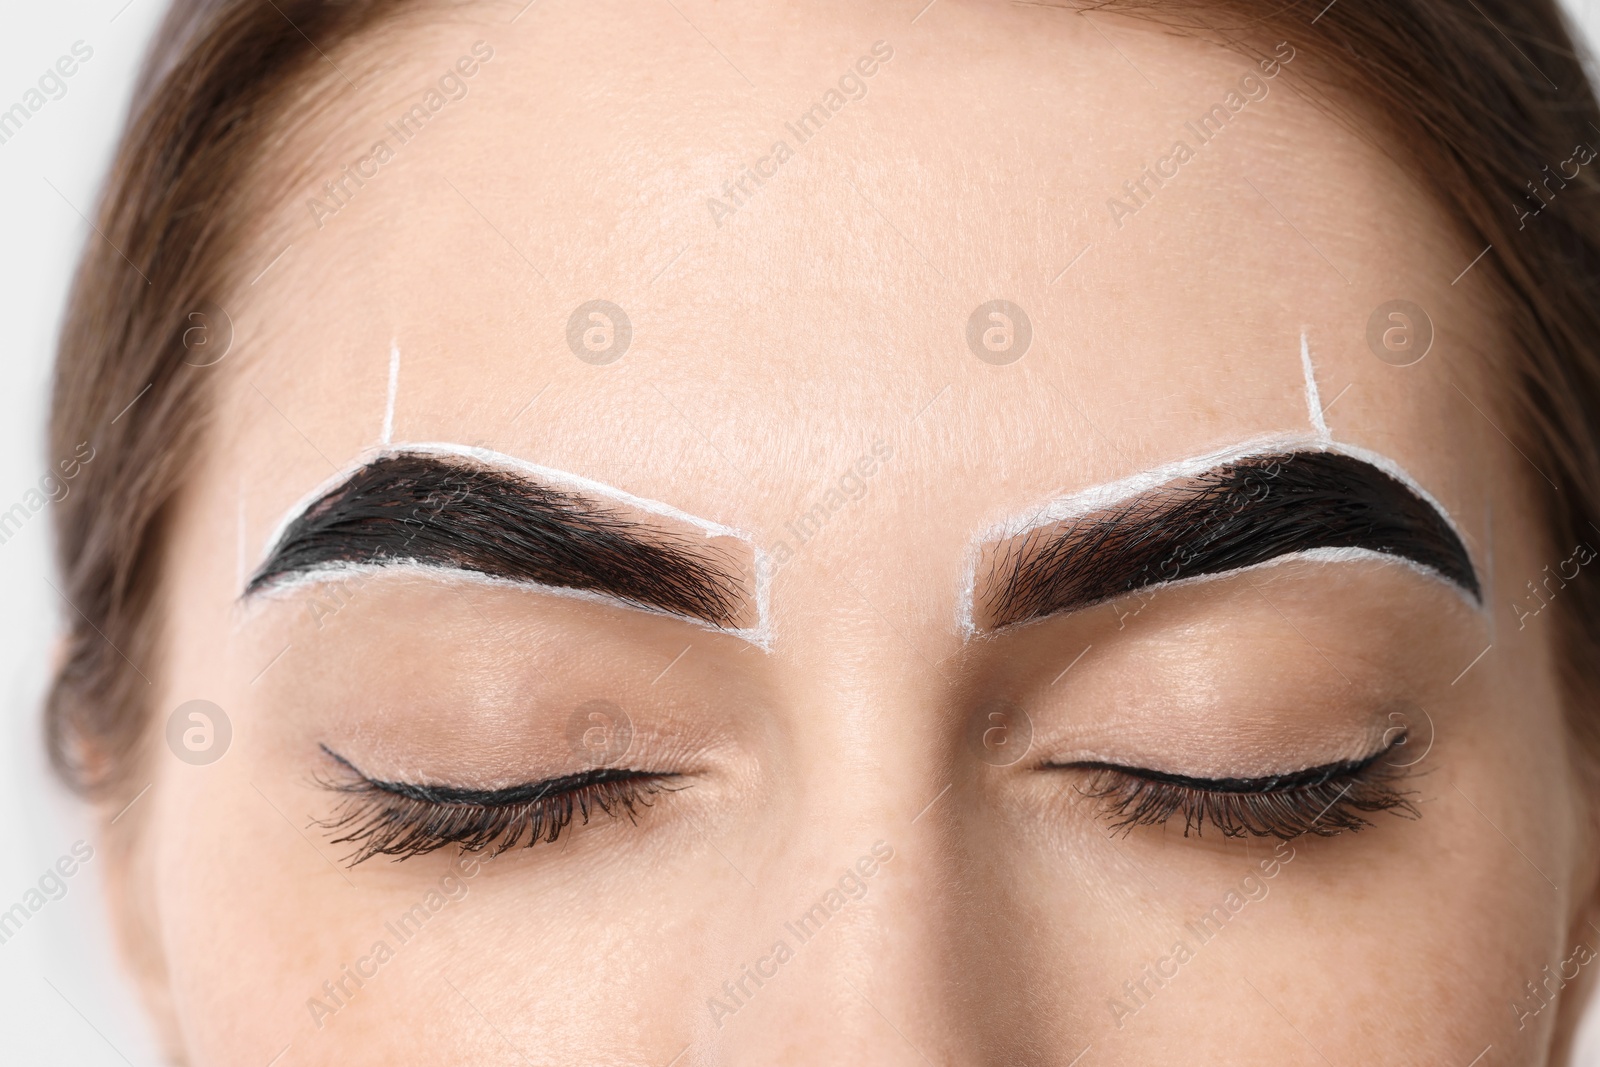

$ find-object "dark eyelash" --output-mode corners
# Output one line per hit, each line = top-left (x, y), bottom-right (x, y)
(1060, 737), (1420, 840)
(312, 746), (682, 865)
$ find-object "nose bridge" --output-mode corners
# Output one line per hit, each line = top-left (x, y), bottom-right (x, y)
(694, 639), (995, 1066)
(699, 835), (966, 1067)
(682, 537), (1010, 1066)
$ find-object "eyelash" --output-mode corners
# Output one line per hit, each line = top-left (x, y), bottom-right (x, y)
(314, 729), (1413, 862)
(313, 746), (681, 865)
(1064, 738), (1419, 840)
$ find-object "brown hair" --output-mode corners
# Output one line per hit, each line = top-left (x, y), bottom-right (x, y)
(47, 0), (1600, 805)
(46, 0), (402, 796)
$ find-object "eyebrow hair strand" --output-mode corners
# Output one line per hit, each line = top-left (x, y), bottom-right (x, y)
(981, 450), (1480, 631)
(246, 451), (752, 630)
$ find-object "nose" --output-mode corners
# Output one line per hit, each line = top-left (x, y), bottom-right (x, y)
(687, 633), (1023, 1067)
(691, 835), (970, 1066)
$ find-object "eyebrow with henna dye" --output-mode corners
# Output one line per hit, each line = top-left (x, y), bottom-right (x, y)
(962, 438), (1481, 635)
(245, 444), (770, 645)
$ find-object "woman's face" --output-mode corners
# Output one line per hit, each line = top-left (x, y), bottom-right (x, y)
(122, 2), (1594, 1063)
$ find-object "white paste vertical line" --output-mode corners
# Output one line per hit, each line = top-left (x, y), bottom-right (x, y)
(1301, 329), (1331, 443)
(382, 340), (400, 445)
(956, 540), (982, 638)
(749, 546), (774, 650)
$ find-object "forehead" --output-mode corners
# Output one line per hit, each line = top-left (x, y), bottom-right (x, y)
(216, 1), (1498, 583)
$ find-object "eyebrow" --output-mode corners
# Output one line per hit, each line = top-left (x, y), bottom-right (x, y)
(978, 450), (1480, 631)
(246, 451), (754, 630)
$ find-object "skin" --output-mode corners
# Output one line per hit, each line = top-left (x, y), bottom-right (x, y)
(99, 1), (1598, 1063)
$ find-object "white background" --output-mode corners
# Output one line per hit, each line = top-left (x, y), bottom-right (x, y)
(2, 1), (1599, 1061)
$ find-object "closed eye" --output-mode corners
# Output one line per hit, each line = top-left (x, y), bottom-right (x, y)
(313, 745), (683, 865)
(1048, 736), (1420, 839)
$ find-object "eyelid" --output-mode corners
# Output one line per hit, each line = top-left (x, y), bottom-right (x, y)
(318, 743), (673, 806)
(312, 745), (683, 865)
(1049, 744), (1394, 795)
(1055, 735), (1420, 840)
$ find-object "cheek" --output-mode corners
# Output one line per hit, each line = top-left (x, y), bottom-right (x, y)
(148, 760), (321, 1057)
